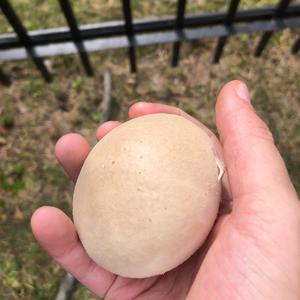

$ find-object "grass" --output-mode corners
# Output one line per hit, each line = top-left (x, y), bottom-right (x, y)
(0, 1), (300, 299)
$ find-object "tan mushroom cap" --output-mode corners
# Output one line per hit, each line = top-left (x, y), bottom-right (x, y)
(73, 113), (221, 278)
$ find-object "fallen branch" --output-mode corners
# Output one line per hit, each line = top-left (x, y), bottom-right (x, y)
(54, 273), (75, 300)
(99, 70), (112, 123)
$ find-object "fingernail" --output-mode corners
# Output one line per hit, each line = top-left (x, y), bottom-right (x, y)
(235, 82), (251, 103)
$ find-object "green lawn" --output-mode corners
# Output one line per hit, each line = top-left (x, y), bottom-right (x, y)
(0, 1), (300, 299)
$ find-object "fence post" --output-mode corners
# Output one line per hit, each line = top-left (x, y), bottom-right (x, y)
(0, 68), (11, 86)
(255, 0), (292, 56)
(122, 0), (137, 73)
(291, 37), (300, 53)
(213, 0), (240, 63)
(58, 0), (93, 76)
(172, 0), (187, 67)
(0, 0), (52, 82)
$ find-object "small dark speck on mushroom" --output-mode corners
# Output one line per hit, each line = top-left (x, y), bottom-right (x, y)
(111, 161), (115, 165)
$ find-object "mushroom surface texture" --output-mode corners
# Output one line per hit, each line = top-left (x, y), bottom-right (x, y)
(73, 113), (221, 278)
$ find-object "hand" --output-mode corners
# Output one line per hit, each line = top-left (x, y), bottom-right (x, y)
(31, 80), (300, 299)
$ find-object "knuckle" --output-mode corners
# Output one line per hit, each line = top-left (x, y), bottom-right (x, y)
(249, 118), (274, 143)
(222, 108), (275, 146)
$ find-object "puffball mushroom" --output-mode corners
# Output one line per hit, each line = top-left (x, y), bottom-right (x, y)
(73, 113), (222, 278)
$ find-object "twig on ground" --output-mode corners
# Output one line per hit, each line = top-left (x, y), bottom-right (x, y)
(54, 273), (76, 300)
(99, 70), (112, 123)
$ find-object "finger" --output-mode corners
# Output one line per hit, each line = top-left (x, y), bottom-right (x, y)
(129, 102), (214, 139)
(55, 133), (91, 183)
(216, 80), (298, 209)
(31, 206), (116, 297)
(96, 121), (121, 141)
(129, 102), (232, 203)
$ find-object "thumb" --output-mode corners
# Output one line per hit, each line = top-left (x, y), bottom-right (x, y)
(216, 80), (298, 211)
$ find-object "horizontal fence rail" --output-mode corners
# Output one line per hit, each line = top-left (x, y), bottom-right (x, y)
(0, 0), (300, 84)
(0, 0), (52, 82)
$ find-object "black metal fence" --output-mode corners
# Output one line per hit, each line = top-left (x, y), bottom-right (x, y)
(0, 0), (300, 85)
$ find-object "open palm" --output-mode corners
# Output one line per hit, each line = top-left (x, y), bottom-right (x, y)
(31, 81), (300, 299)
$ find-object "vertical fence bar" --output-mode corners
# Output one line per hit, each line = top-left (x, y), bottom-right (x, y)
(291, 37), (300, 53)
(172, 0), (187, 67)
(122, 0), (136, 73)
(0, 0), (52, 82)
(255, 0), (292, 57)
(0, 68), (11, 86)
(213, 0), (240, 63)
(58, 0), (93, 76)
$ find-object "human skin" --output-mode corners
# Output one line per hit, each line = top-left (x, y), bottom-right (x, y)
(31, 80), (300, 299)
